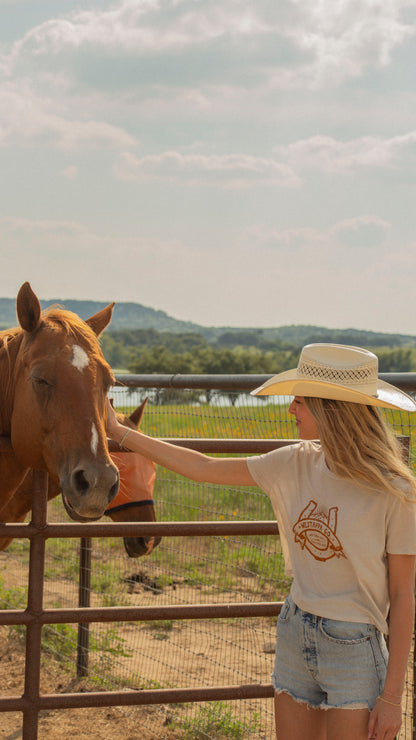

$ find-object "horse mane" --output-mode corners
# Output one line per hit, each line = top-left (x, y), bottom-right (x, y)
(42, 306), (102, 352)
(0, 328), (24, 432)
(0, 326), (21, 347)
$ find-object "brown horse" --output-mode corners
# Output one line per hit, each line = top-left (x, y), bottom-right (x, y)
(0, 281), (119, 522)
(106, 401), (161, 557)
(0, 400), (160, 557)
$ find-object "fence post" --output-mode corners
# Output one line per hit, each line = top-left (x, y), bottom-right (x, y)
(76, 537), (92, 678)
(22, 470), (48, 740)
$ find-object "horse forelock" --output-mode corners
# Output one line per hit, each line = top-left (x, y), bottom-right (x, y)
(42, 308), (113, 375)
(42, 307), (96, 342)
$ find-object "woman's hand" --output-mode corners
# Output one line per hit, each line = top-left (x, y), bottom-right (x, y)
(367, 696), (402, 739)
(106, 398), (123, 441)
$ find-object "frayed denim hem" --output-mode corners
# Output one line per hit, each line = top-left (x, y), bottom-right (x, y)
(273, 688), (369, 712)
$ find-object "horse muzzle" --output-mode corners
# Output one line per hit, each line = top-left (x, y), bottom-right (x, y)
(123, 535), (161, 558)
(60, 460), (120, 520)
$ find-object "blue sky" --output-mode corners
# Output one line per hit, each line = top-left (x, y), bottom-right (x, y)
(1, 0), (416, 333)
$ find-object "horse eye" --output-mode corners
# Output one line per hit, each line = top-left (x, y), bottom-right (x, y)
(32, 375), (50, 387)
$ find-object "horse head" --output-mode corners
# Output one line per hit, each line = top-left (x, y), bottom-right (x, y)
(106, 398), (161, 557)
(0, 400), (160, 556)
(8, 282), (119, 521)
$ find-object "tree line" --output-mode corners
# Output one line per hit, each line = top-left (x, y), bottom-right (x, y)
(100, 329), (416, 375)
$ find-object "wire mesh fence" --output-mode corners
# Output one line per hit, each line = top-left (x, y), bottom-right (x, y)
(0, 375), (415, 739)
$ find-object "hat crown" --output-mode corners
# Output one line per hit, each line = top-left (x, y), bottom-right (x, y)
(297, 344), (378, 394)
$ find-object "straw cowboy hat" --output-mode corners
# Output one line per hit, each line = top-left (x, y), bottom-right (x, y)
(251, 343), (416, 412)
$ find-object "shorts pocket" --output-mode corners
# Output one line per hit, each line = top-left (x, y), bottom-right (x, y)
(278, 596), (293, 623)
(320, 618), (371, 645)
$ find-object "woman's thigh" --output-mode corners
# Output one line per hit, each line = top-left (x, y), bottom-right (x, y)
(275, 693), (370, 740)
(326, 707), (370, 740)
(274, 692), (326, 740)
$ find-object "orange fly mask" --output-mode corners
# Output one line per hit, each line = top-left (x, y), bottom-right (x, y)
(105, 451), (159, 556)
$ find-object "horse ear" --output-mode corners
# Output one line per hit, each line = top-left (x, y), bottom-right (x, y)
(85, 302), (115, 337)
(129, 398), (149, 428)
(16, 282), (42, 333)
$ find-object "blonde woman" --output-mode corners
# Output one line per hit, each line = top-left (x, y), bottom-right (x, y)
(106, 344), (416, 740)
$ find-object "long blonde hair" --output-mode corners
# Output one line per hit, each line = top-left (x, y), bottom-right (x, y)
(304, 397), (416, 504)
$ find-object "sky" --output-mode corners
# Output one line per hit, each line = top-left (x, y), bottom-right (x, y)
(0, 0), (416, 334)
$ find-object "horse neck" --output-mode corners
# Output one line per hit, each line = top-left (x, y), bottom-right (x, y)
(0, 329), (22, 435)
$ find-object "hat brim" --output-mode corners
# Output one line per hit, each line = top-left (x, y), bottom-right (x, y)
(251, 369), (416, 412)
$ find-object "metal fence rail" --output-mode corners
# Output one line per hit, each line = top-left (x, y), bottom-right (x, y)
(115, 372), (416, 391)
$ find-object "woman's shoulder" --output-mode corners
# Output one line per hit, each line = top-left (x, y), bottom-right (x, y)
(257, 439), (322, 466)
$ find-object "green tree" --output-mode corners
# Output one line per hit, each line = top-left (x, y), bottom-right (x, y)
(378, 348), (415, 372)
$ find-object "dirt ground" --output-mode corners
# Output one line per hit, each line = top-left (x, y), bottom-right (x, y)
(0, 545), (277, 740)
(0, 601), (275, 740)
(0, 625), (183, 739)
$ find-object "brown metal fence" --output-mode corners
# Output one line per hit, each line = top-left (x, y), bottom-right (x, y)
(0, 440), (285, 739)
(0, 373), (415, 739)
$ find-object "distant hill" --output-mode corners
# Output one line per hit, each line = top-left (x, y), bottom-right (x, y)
(0, 296), (415, 348)
(0, 297), (201, 333)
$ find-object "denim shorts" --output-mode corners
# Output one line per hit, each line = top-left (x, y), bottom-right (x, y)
(272, 594), (388, 710)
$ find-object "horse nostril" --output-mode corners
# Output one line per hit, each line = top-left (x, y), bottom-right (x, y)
(73, 469), (90, 495)
(108, 481), (119, 504)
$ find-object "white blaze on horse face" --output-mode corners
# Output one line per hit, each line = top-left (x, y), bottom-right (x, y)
(91, 424), (98, 456)
(72, 345), (89, 372)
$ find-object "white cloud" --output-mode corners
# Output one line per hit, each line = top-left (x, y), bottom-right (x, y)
(2, 0), (414, 94)
(0, 83), (136, 149)
(242, 214), (392, 273)
(330, 215), (391, 248)
(0, 0), (414, 162)
(4, 1), (270, 59)
(275, 131), (416, 176)
(287, 0), (415, 87)
(114, 150), (301, 188)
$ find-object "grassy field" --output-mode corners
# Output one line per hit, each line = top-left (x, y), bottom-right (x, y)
(114, 391), (416, 466)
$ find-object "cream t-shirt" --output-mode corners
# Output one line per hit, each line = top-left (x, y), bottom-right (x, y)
(247, 441), (416, 633)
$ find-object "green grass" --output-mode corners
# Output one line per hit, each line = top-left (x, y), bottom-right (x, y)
(168, 701), (263, 739)
(118, 396), (416, 449)
(122, 399), (296, 441)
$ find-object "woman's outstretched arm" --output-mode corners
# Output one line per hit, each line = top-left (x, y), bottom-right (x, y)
(106, 399), (256, 487)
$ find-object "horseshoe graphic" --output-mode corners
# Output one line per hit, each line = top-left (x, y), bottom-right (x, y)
(293, 500), (345, 562)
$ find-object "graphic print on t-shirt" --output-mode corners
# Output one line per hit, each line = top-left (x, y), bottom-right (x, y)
(292, 500), (346, 562)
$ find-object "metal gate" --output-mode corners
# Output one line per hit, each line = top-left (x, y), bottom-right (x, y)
(0, 438), (289, 739)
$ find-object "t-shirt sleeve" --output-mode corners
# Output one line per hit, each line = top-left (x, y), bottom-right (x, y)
(247, 452), (274, 492)
(386, 495), (416, 554)
(247, 445), (295, 495)
(246, 443), (303, 501)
